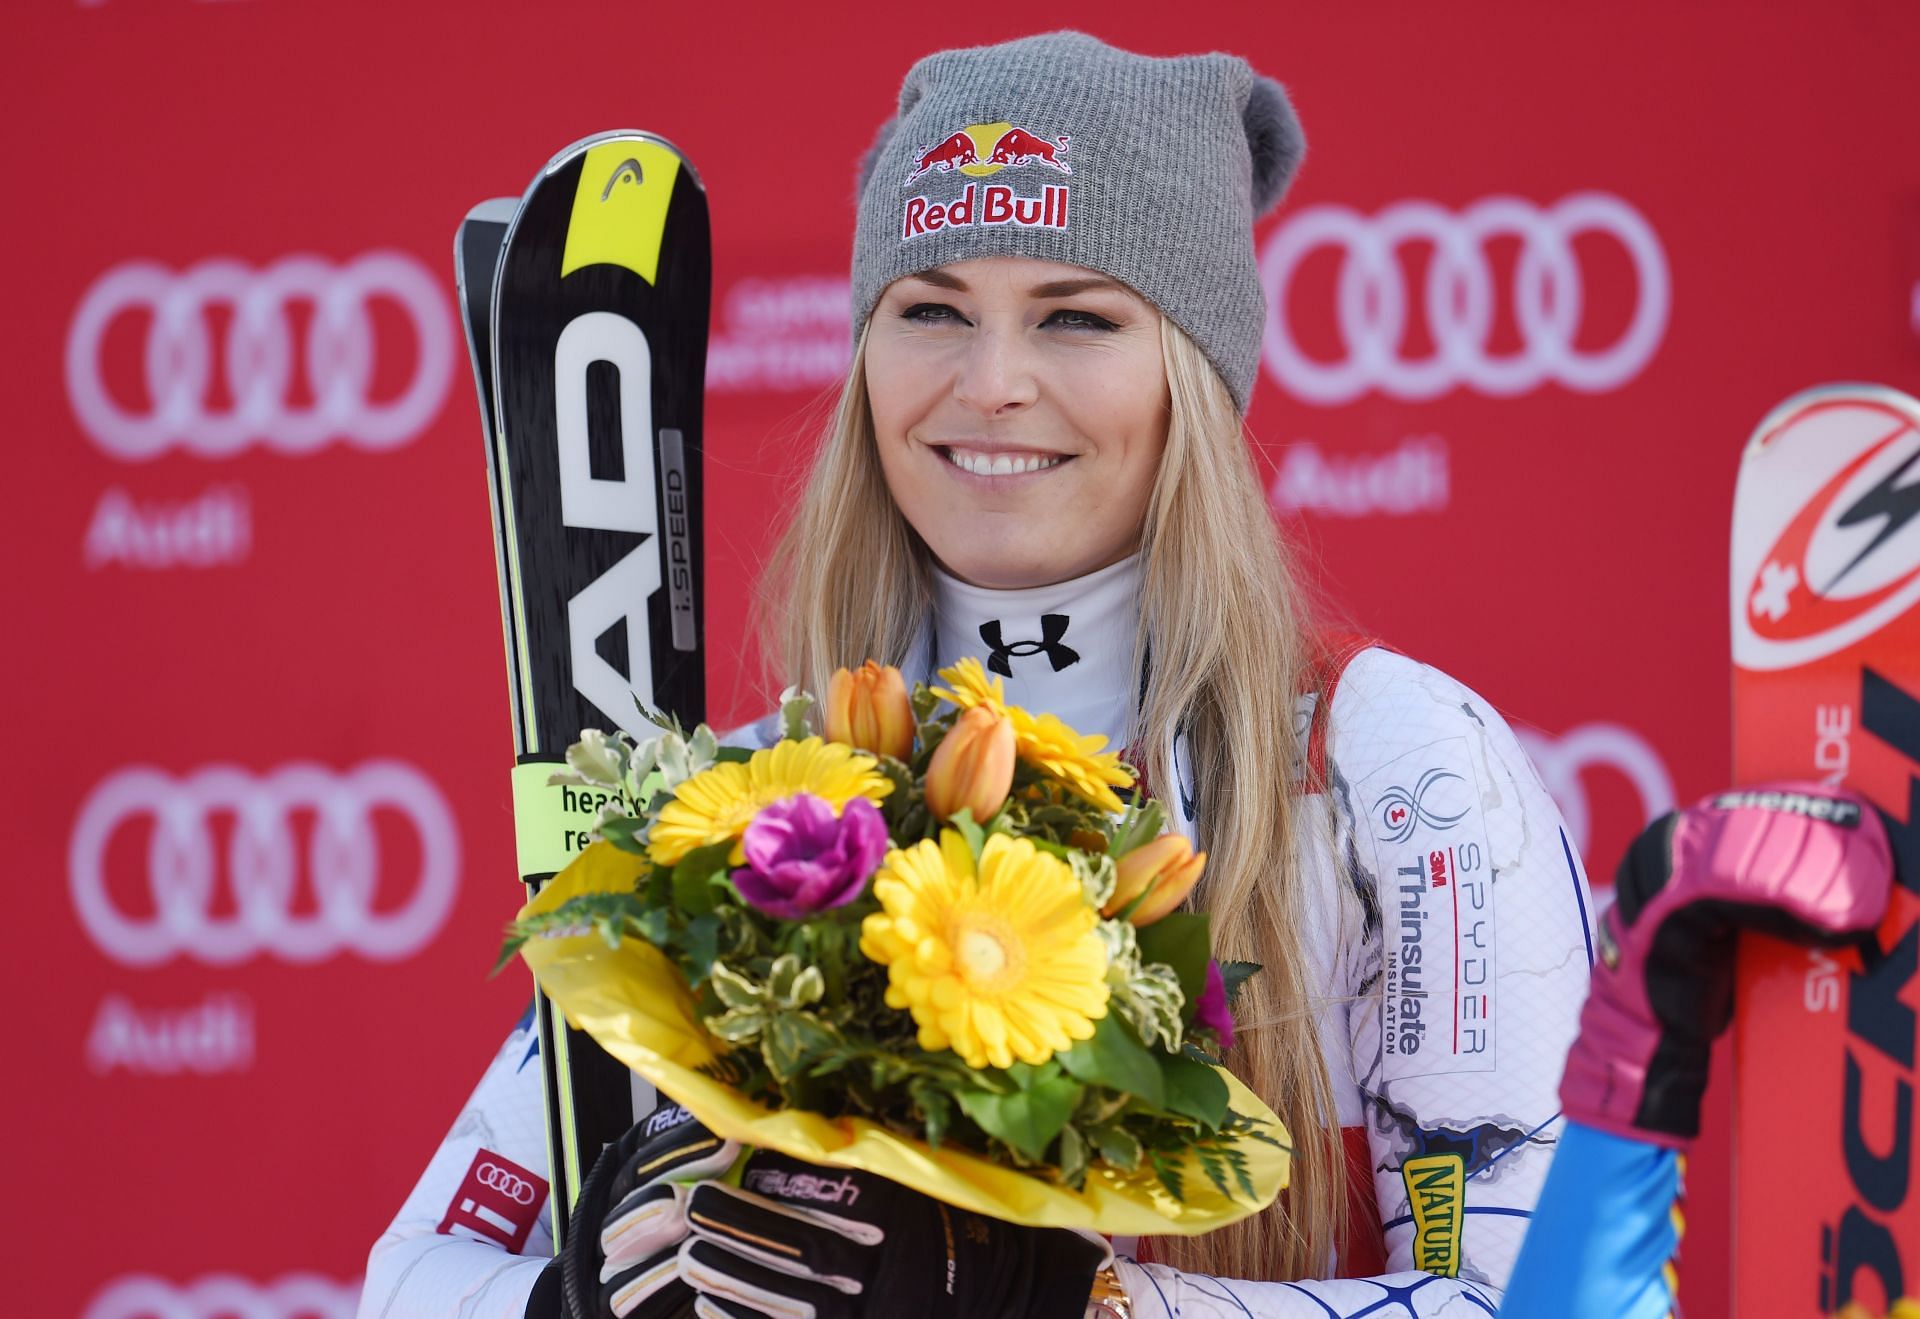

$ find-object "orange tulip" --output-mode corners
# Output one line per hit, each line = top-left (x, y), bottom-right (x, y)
(925, 705), (1016, 824)
(1104, 832), (1207, 926)
(825, 661), (914, 761)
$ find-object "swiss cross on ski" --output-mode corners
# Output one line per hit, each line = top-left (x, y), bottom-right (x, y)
(901, 121), (1071, 240)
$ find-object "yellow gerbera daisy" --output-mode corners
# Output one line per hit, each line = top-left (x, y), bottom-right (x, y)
(860, 829), (1109, 1070)
(648, 737), (893, 866)
(933, 658), (1135, 814)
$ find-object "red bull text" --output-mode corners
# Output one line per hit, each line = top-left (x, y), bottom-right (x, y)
(900, 122), (1073, 241)
(903, 183), (1069, 240)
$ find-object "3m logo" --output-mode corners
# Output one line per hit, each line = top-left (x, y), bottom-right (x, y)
(1402, 1153), (1465, 1277)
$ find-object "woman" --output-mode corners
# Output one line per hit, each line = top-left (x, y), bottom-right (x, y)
(362, 31), (1595, 1318)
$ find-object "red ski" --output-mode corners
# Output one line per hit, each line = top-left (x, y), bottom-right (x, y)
(1731, 384), (1920, 1314)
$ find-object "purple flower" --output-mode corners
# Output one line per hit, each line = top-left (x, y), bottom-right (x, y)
(730, 794), (888, 920)
(1194, 959), (1235, 1051)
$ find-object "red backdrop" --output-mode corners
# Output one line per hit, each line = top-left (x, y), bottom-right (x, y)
(8, 2), (1919, 1315)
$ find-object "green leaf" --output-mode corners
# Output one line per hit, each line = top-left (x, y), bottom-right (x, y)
(1091, 1123), (1143, 1171)
(1108, 798), (1167, 858)
(910, 682), (942, 724)
(1134, 912), (1212, 1013)
(910, 1079), (953, 1150)
(1058, 1014), (1166, 1107)
(671, 840), (736, 915)
(489, 933), (527, 977)
(597, 813), (648, 853)
(948, 807), (988, 860)
(709, 961), (763, 1011)
(1069, 850), (1117, 910)
(1058, 1122), (1087, 1186)
(634, 905), (671, 947)
(1158, 1053), (1230, 1128)
(714, 746), (754, 764)
(1150, 1149), (1186, 1203)
(955, 1073), (1083, 1162)
(1219, 960), (1261, 1008)
(631, 698), (684, 736)
(681, 914), (721, 981)
(763, 1012), (840, 1081)
(779, 685), (815, 741)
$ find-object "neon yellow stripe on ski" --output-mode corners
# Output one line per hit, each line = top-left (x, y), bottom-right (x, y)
(562, 142), (682, 284)
(493, 417), (540, 752)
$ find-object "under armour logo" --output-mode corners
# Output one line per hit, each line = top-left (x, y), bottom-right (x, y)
(980, 615), (1080, 677)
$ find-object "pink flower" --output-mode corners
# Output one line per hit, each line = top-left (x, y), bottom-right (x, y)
(730, 794), (888, 920)
(1194, 959), (1235, 1051)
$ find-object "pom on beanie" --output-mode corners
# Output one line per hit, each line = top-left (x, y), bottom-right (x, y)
(1243, 77), (1306, 218)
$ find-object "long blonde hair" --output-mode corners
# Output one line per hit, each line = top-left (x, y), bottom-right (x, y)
(756, 315), (1344, 1282)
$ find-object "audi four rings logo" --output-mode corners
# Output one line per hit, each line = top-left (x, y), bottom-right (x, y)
(84, 1273), (359, 1319)
(65, 252), (454, 459)
(69, 761), (459, 967)
(1516, 722), (1676, 864)
(478, 1161), (539, 1204)
(1260, 193), (1670, 404)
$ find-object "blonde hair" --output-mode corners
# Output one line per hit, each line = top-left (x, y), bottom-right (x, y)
(756, 315), (1345, 1283)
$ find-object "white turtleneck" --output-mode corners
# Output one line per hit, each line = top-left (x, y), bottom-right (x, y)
(926, 552), (1143, 753)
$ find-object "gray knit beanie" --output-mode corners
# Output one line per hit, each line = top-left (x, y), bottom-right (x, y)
(851, 31), (1305, 413)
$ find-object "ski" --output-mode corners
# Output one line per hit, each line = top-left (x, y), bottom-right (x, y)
(464, 131), (711, 1248)
(456, 198), (525, 758)
(1729, 384), (1920, 1314)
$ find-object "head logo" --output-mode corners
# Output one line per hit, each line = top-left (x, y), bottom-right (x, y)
(904, 123), (1071, 186)
(68, 760), (459, 967)
(65, 252), (454, 460)
(1374, 768), (1469, 843)
(1733, 390), (1920, 671)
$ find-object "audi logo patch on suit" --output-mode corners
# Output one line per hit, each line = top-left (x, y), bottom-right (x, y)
(82, 1273), (359, 1319)
(68, 761), (459, 966)
(1259, 193), (1669, 404)
(65, 252), (453, 459)
(477, 1160), (539, 1205)
(440, 1149), (549, 1253)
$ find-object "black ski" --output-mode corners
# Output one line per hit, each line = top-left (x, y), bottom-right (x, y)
(461, 132), (710, 1248)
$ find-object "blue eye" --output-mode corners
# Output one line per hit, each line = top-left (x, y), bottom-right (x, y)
(1047, 309), (1117, 331)
(903, 303), (961, 325)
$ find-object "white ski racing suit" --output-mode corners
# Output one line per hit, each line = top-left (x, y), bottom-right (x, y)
(361, 556), (1595, 1317)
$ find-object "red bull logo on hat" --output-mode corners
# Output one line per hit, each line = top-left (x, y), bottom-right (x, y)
(901, 121), (1071, 241)
(903, 122), (1072, 185)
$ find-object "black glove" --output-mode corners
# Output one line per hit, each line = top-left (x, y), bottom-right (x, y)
(528, 1101), (743, 1319)
(677, 1148), (1110, 1319)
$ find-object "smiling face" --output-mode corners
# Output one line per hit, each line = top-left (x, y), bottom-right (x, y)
(862, 256), (1171, 590)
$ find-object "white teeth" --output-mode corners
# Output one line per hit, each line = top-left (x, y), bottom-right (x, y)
(943, 448), (1065, 477)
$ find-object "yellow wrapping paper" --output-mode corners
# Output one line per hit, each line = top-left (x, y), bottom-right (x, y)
(518, 841), (1290, 1236)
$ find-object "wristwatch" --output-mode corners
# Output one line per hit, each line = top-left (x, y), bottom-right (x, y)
(1084, 1264), (1133, 1319)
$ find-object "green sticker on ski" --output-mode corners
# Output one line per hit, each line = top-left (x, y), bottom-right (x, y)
(511, 760), (630, 880)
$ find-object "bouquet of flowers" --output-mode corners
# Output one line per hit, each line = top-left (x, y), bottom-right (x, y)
(501, 658), (1288, 1235)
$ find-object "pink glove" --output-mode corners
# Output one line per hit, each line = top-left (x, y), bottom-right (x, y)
(1560, 782), (1893, 1147)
